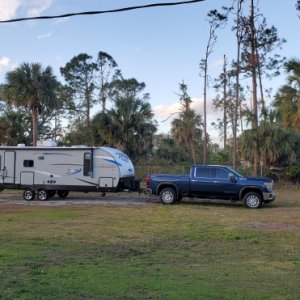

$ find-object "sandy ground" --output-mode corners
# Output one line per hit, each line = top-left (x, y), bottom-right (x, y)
(0, 191), (158, 207)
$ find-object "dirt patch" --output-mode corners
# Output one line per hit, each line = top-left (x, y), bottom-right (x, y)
(0, 192), (158, 208)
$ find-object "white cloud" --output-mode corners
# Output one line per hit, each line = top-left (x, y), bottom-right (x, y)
(38, 31), (53, 39)
(154, 97), (207, 120)
(26, 0), (53, 18)
(0, 0), (22, 20)
(0, 56), (11, 73)
(0, 0), (52, 21)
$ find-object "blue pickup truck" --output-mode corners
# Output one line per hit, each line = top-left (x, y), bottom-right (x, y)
(146, 165), (276, 208)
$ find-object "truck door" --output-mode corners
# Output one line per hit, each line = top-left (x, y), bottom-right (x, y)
(210, 167), (240, 199)
(190, 166), (215, 197)
(3, 151), (16, 184)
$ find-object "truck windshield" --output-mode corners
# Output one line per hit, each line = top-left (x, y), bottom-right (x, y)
(226, 167), (243, 177)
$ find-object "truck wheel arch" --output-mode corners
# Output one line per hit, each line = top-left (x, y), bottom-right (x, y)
(156, 183), (178, 199)
(240, 187), (263, 201)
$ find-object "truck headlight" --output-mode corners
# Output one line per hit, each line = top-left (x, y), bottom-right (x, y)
(264, 181), (274, 191)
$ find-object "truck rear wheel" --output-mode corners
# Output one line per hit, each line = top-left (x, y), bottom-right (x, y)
(23, 189), (35, 201)
(160, 188), (176, 205)
(243, 192), (262, 209)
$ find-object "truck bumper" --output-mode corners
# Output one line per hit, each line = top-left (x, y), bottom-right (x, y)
(263, 191), (276, 202)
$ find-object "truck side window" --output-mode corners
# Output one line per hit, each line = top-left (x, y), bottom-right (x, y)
(196, 167), (211, 178)
(216, 168), (230, 179)
(83, 153), (92, 176)
(24, 160), (34, 167)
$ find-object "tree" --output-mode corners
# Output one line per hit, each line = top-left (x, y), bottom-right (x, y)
(96, 51), (120, 112)
(105, 96), (157, 160)
(96, 78), (157, 160)
(274, 59), (300, 131)
(60, 53), (97, 143)
(0, 109), (31, 145)
(297, 0), (300, 17)
(239, 110), (299, 171)
(4, 63), (60, 146)
(200, 9), (227, 165)
(171, 82), (203, 164)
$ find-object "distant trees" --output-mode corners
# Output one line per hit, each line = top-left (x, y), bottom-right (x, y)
(3, 63), (60, 146)
(171, 82), (203, 164)
(274, 59), (300, 131)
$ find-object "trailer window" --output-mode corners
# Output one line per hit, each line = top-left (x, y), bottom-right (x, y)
(24, 160), (34, 168)
(83, 153), (92, 176)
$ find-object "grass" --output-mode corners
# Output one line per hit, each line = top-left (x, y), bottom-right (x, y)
(0, 188), (299, 299)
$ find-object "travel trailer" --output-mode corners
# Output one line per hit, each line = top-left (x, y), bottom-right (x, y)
(0, 142), (137, 201)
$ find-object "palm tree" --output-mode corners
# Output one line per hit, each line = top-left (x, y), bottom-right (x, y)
(171, 82), (203, 164)
(4, 63), (59, 146)
(239, 111), (297, 172)
(274, 59), (300, 131)
(104, 95), (157, 159)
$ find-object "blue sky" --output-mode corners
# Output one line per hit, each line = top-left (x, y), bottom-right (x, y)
(0, 0), (299, 143)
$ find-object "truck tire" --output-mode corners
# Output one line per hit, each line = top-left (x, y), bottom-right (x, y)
(243, 192), (262, 209)
(57, 190), (69, 199)
(160, 188), (176, 205)
(37, 189), (49, 201)
(23, 189), (35, 201)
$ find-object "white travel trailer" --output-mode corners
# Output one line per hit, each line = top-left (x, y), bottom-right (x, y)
(0, 144), (137, 201)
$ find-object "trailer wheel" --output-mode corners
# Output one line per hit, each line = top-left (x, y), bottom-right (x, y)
(23, 189), (35, 201)
(48, 190), (56, 198)
(159, 188), (176, 205)
(37, 189), (49, 201)
(57, 191), (69, 198)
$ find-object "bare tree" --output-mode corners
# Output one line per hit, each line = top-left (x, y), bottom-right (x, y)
(200, 10), (227, 164)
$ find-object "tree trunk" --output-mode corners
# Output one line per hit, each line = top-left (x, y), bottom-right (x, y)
(250, 0), (259, 176)
(223, 55), (227, 153)
(233, 0), (242, 169)
(32, 106), (38, 146)
(203, 62), (207, 165)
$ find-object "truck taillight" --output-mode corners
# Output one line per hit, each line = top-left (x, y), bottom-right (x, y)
(146, 175), (151, 186)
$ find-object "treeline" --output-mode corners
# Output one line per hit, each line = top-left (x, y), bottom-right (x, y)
(0, 0), (300, 181)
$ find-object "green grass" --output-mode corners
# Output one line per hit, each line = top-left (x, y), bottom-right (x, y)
(0, 188), (299, 299)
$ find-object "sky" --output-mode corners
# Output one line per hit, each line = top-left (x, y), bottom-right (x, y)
(0, 0), (299, 144)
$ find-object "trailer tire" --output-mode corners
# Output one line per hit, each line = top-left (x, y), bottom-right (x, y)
(37, 189), (49, 201)
(23, 189), (35, 201)
(159, 188), (176, 205)
(48, 190), (56, 198)
(57, 191), (69, 198)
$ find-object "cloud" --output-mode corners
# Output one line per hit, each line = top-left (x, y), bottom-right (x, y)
(0, 57), (17, 77)
(0, 0), (53, 21)
(26, 0), (53, 18)
(154, 97), (207, 120)
(0, 0), (22, 20)
(38, 31), (53, 39)
(0, 57), (11, 73)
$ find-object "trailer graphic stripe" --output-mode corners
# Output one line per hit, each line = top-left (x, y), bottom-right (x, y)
(76, 179), (98, 186)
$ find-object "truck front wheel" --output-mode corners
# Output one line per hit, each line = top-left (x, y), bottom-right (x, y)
(159, 188), (176, 205)
(243, 192), (262, 209)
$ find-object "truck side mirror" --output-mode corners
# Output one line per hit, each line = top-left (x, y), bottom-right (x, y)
(229, 173), (237, 183)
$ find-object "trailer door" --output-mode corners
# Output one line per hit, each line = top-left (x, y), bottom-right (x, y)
(3, 151), (16, 184)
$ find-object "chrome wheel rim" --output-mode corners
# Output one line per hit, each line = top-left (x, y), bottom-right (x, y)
(246, 195), (260, 208)
(24, 190), (33, 200)
(162, 191), (174, 204)
(39, 190), (48, 201)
